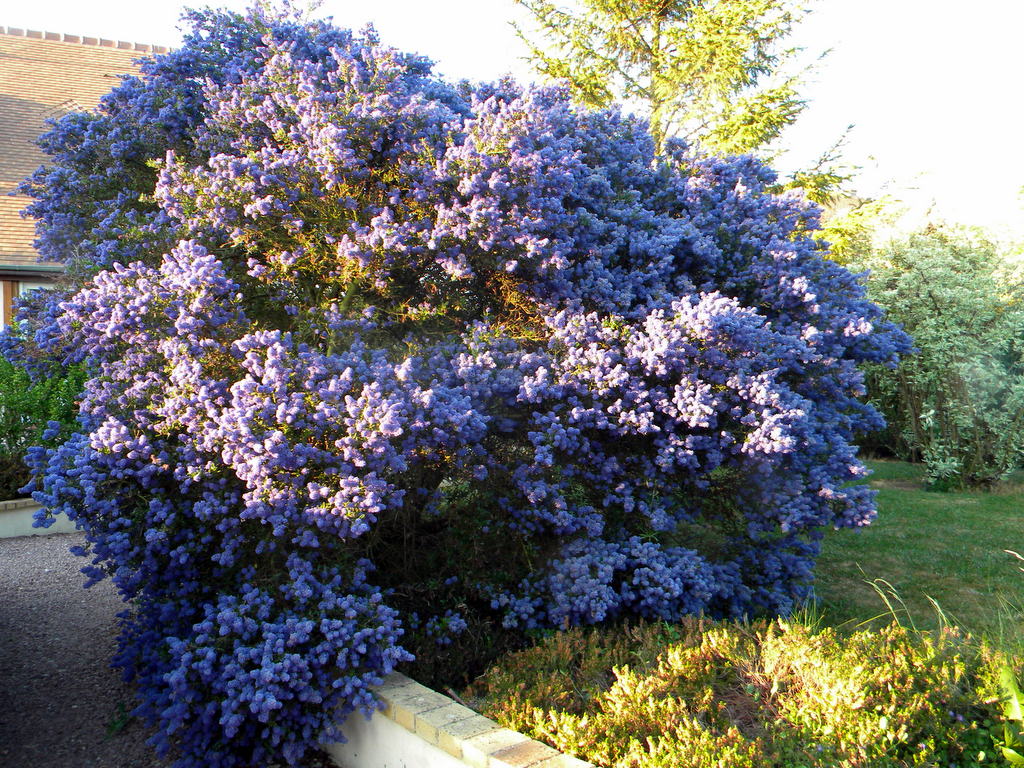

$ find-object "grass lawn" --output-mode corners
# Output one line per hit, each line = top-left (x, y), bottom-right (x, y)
(813, 459), (1024, 643)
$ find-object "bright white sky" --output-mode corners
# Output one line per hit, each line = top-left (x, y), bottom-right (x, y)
(5, 0), (1023, 238)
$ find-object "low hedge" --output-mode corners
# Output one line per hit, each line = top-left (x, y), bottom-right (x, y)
(467, 618), (1022, 767)
(0, 358), (85, 499)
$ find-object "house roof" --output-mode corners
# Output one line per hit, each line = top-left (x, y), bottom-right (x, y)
(0, 26), (166, 269)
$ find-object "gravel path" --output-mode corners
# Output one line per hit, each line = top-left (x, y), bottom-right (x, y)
(0, 533), (169, 768)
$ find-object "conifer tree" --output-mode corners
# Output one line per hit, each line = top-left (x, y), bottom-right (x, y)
(514, 0), (809, 156)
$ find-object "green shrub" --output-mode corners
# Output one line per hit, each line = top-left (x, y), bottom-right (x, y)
(852, 227), (1024, 488)
(468, 618), (1020, 767)
(0, 358), (85, 499)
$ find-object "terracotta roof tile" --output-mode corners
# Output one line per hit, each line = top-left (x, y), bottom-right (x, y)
(0, 26), (160, 265)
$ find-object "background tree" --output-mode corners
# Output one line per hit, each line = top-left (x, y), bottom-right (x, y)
(513, 0), (853, 201)
(514, 0), (805, 155)
(852, 225), (1024, 488)
(817, 193), (900, 266)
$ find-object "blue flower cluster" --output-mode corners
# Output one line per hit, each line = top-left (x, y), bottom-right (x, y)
(13, 6), (909, 767)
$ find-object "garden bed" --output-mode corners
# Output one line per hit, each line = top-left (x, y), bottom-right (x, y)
(468, 619), (1023, 768)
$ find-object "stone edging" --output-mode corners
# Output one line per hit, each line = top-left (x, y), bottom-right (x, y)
(329, 671), (593, 768)
(0, 497), (37, 512)
(0, 500), (77, 537)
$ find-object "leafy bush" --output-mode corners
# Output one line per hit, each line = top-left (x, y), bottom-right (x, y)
(0, 355), (85, 499)
(469, 619), (1020, 768)
(10, 5), (906, 767)
(852, 228), (1024, 488)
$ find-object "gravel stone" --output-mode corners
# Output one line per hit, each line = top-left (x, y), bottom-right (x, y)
(0, 533), (170, 768)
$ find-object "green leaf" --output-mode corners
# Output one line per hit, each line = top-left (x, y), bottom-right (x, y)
(1001, 746), (1024, 767)
(1001, 664), (1024, 722)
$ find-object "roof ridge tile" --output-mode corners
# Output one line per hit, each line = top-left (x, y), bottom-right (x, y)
(0, 25), (168, 53)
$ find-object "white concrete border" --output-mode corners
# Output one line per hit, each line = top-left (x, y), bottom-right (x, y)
(0, 499), (75, 538)
(327, 673), (592, 768)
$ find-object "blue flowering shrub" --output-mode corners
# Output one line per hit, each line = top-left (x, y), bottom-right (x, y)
(10, 6), (909, 767)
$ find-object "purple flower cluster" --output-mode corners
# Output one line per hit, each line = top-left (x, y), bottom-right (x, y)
(16, 6), (909, 767)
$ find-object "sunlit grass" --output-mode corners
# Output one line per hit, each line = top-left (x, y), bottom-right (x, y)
(814, 459), (1024, 645)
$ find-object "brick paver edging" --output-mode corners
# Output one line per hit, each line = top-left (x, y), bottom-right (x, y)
(363, 672), (593, 768)
(0, 498), (37, 512)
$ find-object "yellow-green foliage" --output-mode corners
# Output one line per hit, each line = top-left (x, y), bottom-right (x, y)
(468, 619), (1021, 768)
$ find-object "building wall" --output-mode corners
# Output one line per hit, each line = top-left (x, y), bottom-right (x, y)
(0, 279), (52, 327)
(0, 280), (15, 326)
